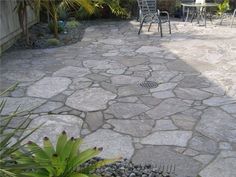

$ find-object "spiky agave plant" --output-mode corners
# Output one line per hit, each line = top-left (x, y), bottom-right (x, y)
(0, 83), (40, 177)
(12, 131), (120, 177)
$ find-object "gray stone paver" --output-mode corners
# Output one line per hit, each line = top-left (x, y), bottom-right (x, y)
(1, 20), (236, 177)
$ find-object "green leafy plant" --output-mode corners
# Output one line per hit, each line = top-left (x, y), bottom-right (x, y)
(66, 20), (80, 29)
(76, 0), (129, 20)
(48, 21), (65, 34)
(217, 0), (230, 16)
(47, 38), (61, 46)
(12, 131), (120, 177)
(0, 84), (39, 177)
(34, 0), (94, 38)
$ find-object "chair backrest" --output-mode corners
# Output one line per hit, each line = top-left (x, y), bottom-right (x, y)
(137, 0), (157, 15)
(195, 0), (205, 3)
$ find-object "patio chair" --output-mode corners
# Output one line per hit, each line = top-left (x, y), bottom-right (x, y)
(231, 9), (236, 27)
(137, 0), (171, 37)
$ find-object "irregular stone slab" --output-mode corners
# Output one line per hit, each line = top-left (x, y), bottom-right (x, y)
(152, 90), (175, 99)
(86, 73), (109, 82)
(0, 97), (46, 115)
(172, 113), (197, 130)
(118, 85), (149, 97)
(150, 83), (177, 93)
(149, 71), (178, 83)
(203, 96), (236, 106)
(189, 135), (218, 154)
(201, 86), (225, 96)
(117, 96), (138, 103)
(141, 131), (192, 147)
(100, 82), (117, 93)
(221, 103), (236, 114)
(146, 98), (190, 119)
(107, 119), (154, 137)
(111, 75), (144, 85)
(27, 77), (71, 98)
(86, 112), (104, 131)
(174, 88), (211, 100)
(196, 108), (236, 142)
(66, 88), (116, 111)
(106, 102), (149, 119)
(3, 70), (45, 82)
(33, 101), (63, 113)
(23, 115), (83, 145)
(194, 155), (214, 165)
(83, 60), (125, 70)
(136, 46), (162, 53)
(118, 57), (149, 67)
(81, 129), (134, 159)
(199, 151), (236, 177)
(179, 75), (209, 88)
(132, 147), (201, 177)
(139, 96), (162, 106)
(166, 60), (197, 72)
(99, 38), (124, 45)
(53, 66), (90, 78)
(153, 119), (178, 130)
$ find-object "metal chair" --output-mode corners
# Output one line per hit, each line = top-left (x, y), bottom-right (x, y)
(137, 0), (171, 37)
(231, 9), (236, 27)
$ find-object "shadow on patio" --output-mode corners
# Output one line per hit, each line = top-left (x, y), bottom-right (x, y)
(0, 19), (236, 177)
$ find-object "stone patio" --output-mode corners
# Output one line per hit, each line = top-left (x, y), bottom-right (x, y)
(1, 20), (236, 177)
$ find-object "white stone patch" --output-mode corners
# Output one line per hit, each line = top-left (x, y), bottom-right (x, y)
(199, 151), (236, 177)
(81, 129), (134, 159)
(66, 88), (116, 111)
(23, 115), (83, 145)
(136, 46), (162, 53)
(141, 131), (192, 147)
(53, 66), (90, 78)
(27, 77), (71, 98)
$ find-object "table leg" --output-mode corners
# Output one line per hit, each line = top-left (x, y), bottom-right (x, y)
(182, 5), (185, 21)
(204, 8), (206, 27)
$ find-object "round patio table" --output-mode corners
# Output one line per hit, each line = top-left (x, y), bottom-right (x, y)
(181, 3), (218, 27)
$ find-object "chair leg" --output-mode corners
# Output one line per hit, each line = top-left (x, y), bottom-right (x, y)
(168, 20), (171, 34)
(138, 18), (145, 35)
(220, 13), (224, 25)
(231, 10), (236, 28)
(148, 22), (153, 32)
(185, 8), (190, 23)
(191, 12), (196, 23)
(159, 22), (163, 37)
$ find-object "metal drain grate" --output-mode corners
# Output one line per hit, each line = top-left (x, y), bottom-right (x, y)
(139, 81), (159, 89)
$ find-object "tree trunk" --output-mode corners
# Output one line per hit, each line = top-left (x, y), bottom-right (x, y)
(25, 5), (29, 45)
(53, 12), (58, 38)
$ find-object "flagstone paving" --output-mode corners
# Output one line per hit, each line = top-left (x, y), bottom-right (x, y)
(1, 20), (236, 177)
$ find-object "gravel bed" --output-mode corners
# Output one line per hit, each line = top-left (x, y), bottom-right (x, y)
(84, 158), (175, 177)
(10, 21), (87, 50)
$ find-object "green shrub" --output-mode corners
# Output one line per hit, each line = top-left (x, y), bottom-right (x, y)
(47, 38), (60, 46)
(217, 0), (230, 15)
(12, 131), (120, 177)
(66, 20), (80, 29)
(48, 22), (65, 34)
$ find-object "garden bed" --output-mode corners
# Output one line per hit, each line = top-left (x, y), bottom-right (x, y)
(10, 20), (87, 50)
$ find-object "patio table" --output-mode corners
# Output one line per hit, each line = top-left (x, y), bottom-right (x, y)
(181, 2), (218, 27)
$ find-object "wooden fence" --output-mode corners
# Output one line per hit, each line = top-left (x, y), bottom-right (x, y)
(0, 0), (37, 53)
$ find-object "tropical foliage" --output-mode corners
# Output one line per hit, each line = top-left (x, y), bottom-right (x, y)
(217, 0), (230, 15)
(11, 131), (120, 177)
(34, 0), (94, 38)
(0, 84), (39, 177)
